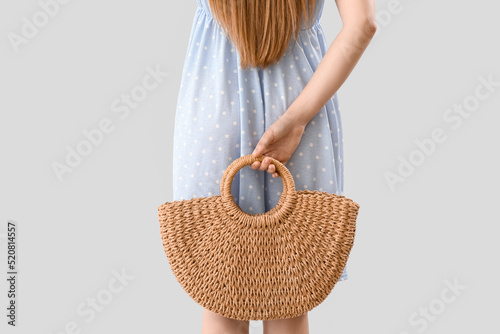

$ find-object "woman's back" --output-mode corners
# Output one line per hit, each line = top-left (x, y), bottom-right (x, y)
(173, 0), (346, 277)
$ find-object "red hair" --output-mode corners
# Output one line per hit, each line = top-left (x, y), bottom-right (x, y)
(208, 0), (318, 69)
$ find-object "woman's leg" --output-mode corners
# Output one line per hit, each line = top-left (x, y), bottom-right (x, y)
(263, 312), (309, 334)
(201, 308), (249, 334)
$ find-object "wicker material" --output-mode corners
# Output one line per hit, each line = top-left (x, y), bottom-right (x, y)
(158, 154), (360, 321)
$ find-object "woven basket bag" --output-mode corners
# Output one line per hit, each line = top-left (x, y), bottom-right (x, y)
(158, 154), (360, 321)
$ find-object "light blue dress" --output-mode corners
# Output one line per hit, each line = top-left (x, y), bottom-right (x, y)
(172, 0), (348, 282)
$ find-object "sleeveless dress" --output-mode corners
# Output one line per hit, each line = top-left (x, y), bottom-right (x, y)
(172, 0), (348, 282)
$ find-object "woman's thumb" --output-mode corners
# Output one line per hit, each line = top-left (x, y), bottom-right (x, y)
(251, 144), (263, 158)
(252, 131), (272, 158)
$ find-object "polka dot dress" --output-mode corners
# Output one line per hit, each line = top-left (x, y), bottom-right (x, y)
(172, 0), (348, 282)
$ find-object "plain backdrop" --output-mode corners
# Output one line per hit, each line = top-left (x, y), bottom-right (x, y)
(1, 0), (499, 333)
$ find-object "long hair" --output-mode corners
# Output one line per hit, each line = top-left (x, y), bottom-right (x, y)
(208, 0), (318, 70)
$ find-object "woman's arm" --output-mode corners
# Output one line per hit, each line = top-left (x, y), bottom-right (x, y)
(250, 0), (377, 174)
(285, 0), (377, 127)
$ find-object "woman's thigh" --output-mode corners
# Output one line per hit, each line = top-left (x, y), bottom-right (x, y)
(201, 308), (249, 334)
(263, 312), (309, 334)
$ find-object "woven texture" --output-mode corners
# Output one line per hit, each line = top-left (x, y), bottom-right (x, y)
(158, 154), (360, 321)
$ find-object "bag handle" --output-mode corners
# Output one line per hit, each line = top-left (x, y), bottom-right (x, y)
(220, 154), (297, 223)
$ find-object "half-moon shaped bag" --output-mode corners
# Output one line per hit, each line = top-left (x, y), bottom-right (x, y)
(158, 154), (360, 321)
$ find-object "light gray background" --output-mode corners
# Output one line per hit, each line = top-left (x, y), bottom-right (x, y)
(1, 0), (499, 333)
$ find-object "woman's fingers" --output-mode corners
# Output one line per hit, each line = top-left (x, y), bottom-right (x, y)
(250, 158), (270, 171)
(259, 157), (272, 171)
(267, 163), (276, 174)
(250, 160), (277, 176)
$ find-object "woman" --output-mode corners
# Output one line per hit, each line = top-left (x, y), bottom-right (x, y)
(171, 0), (376, 333)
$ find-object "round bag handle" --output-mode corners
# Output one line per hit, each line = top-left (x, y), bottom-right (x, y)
(220, 154), (297, 222)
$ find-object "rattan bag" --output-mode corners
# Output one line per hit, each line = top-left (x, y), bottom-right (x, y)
(158, 154), (360, 321)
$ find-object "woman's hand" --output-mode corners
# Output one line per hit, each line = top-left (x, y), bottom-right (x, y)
(250, 113), (306, 177)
